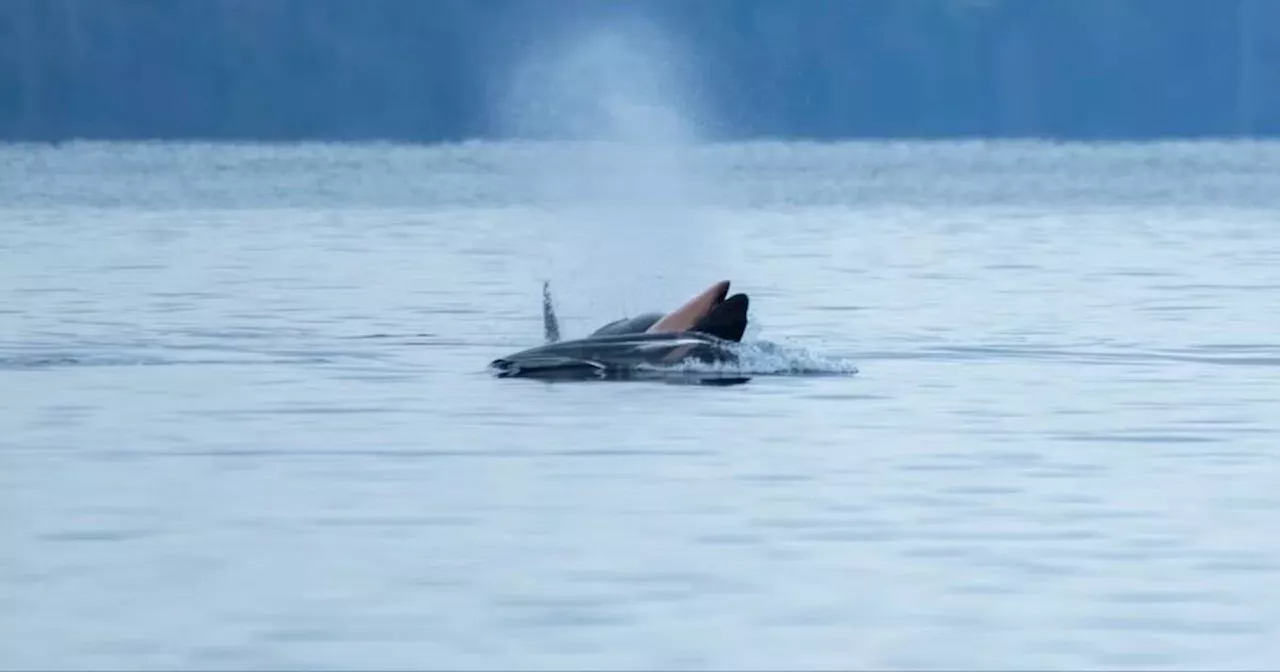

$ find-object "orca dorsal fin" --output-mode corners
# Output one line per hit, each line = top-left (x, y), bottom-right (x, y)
(542, 281), (561, 343)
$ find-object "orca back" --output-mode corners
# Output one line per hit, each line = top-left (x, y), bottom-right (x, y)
(590, 312), (664, 337)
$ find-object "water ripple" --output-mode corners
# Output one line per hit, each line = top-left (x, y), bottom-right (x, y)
(4, 141), (1280, 671)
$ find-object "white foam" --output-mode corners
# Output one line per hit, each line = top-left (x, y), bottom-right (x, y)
(659, 338), (860, 377)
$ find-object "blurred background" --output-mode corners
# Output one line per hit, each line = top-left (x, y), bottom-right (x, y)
(2, 0), (1278, 143)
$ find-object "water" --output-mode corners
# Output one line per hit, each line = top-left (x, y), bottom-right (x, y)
(2, 140), (1279, 670)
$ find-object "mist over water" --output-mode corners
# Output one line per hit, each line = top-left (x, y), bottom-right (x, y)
(497, 16), (702, 147)
(493, 17), (725, 331)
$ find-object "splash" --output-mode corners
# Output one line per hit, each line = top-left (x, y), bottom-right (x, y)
(495, 14), (703, 146)
(494, 14), (709, 213)
(660, 339), (861, 378)
(696, 312), (860, 376)
(494, 13), (719, 318)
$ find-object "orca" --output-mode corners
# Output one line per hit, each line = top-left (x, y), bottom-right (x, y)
(490, 280), (750, 382)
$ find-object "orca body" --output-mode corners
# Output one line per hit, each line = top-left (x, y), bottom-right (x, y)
(589, 313), (664, 337)
(488, 331), (741, 380)
(491, 281), (750, 382)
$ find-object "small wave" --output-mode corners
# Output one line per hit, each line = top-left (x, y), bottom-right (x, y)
(660, 339), (860, 377)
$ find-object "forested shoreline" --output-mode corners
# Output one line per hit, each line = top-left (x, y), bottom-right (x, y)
(2, 0), (1277, 142)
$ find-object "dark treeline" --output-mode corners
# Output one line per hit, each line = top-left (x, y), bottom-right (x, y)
(1, 0), (1278, 142)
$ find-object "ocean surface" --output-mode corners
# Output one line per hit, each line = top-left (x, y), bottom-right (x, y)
(2, 140), (1279, 670)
